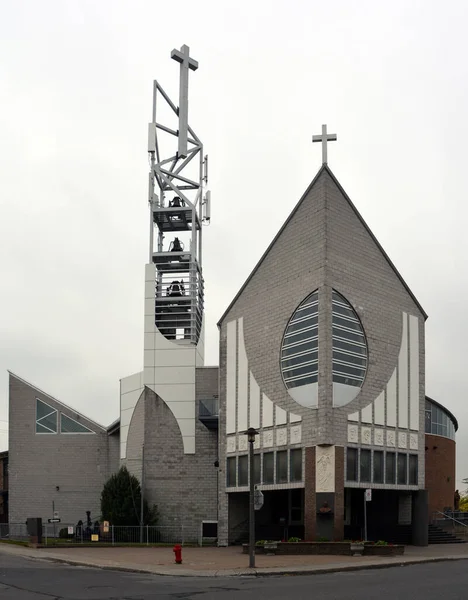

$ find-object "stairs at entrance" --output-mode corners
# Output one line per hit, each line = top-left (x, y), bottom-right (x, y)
(428, 524), (466, 544)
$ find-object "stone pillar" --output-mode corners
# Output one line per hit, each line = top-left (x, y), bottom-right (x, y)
(304, 446), (316, 540)
(305, 445), (345, 541)
(412, 489), (428, 546)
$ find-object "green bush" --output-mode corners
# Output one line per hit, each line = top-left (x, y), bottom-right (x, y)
(374, 540), (388, 546)
(58, 528), (73, 539)
(288, 537), (301, 542)
(100, 466), (159, 526)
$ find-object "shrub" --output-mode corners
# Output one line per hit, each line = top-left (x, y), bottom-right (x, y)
(100, 466), (159, 526)
(288, 537), (301, 542)
(59, 528), (72, 539)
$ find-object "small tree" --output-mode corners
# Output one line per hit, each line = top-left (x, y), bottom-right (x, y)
(460, 479), (468, 512)
(100, 466), (158, 526)
(460, 495), (468, 512)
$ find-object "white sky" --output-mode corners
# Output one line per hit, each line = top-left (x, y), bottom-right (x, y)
(1, 0), (467, 489)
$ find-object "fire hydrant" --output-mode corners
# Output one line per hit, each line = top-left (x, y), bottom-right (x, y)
(173, 544), (182, 564)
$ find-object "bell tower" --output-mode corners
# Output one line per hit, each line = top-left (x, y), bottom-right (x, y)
(143, 44), (210, 454)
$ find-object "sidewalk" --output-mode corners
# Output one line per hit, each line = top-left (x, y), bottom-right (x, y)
(1, 542), (468, 577)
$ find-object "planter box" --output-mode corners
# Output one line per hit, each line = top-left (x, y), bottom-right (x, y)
(350, 543), (364, 556)
(244, 542), (352, 556)
(364, 544), (405, 556)
(243, 542), (405, 556)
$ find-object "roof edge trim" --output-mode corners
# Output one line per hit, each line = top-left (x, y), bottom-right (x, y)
(217, 165), (427, 326)
(217, 165), (328, 326)
(425, 395), (458, 431)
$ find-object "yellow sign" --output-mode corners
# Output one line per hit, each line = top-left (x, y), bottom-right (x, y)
(91, 534), (99, 542)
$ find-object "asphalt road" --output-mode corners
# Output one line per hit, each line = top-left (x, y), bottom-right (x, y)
(1, 553), (468, 599)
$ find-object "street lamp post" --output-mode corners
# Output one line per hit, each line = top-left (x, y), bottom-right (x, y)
(247, 427), (258, 568)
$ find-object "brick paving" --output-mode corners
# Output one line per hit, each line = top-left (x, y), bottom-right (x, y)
(2, 543), (468, 577)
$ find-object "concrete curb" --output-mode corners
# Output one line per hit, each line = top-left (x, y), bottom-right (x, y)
(2, 544), (468, 578)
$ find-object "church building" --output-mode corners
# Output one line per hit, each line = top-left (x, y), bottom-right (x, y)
(5, 46), (458, 546)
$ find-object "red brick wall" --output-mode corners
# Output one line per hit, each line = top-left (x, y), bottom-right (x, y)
(304, 446), (345, 541)
(425, 434), (456, 520)
(304, 447), (316, 540)
(334, 447), (344, 540)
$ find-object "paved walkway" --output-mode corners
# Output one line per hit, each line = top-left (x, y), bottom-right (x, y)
(1, 542), (468, 577)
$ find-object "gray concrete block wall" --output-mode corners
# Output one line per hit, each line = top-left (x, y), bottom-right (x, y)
(324, 171), (426, 481)
(124, 389), (145, 483)
(126, 368), (219, 543)
(8, 374), (117, 526)
(217, 166), (427, 543)
(217, 173), (328, 544)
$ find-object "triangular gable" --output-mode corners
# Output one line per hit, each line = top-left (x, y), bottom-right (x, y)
(218, 165), (426, 325)
(9, 371), (107, 432)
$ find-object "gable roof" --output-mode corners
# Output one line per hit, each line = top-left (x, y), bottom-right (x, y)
(8, 371), (108, 431)
(107, 418), (120, 435)
(218, 165), (427, 325)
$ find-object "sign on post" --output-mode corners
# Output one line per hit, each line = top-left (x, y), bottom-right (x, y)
(365, 488), (372, 502)
(68, 526), (74, 535)
(48, 518), (61, 523)
(254, 489), (264, 511)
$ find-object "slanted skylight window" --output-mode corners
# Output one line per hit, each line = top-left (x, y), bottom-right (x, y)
(36, 399), (58, 434)
(60, 414), (94, 434)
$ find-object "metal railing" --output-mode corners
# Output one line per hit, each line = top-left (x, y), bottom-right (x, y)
(1, 523), (187, 546)
(432, 510), (468, 527)
(432, 510), (468, 539)
(0, 522), (28, 540)
(199, 397), (219, 418)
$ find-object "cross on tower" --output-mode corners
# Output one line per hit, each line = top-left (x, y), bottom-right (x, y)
(171, 44), (199, 159)
(312, 124), (337, 165)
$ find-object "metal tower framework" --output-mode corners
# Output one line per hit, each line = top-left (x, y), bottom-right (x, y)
(147, 45), (210, 345)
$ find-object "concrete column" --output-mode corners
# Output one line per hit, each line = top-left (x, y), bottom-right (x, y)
(304, 445), (345, 541)
(412, 489), (428, 546)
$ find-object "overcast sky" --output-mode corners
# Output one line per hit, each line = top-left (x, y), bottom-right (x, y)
(1, 0), (467, 488)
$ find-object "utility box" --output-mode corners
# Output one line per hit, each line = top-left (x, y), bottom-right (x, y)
(26, 517), (43, 544)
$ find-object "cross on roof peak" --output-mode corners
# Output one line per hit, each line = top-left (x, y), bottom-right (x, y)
(312, 124), (337, 165)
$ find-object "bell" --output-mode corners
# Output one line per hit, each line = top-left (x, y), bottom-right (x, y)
(170, 237), (183, 252)
(167, 280), (185, 297)
(169, 196), (184, 208)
